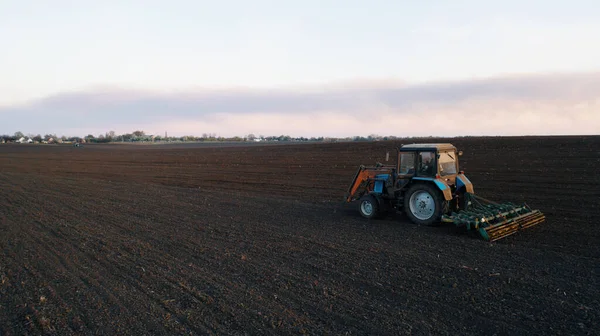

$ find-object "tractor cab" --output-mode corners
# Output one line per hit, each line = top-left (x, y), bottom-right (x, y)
(396, 143), (461, 186)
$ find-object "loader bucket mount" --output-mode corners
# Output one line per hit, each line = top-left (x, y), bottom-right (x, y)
(442, 193), (545, 242)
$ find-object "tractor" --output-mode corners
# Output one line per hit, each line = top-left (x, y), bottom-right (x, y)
(345, 143), (545, 242)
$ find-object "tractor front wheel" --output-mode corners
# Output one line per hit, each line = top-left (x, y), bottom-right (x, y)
(358, 194), (380, 219)
(404, 183), (446, 226)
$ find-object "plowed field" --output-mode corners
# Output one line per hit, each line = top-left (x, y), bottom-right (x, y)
(1, 136), (599, 335)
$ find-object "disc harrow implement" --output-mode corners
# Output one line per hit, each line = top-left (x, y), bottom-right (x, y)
(442, 193), (545, 242)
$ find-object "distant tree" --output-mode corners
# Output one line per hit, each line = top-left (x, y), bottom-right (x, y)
(14, 131), (24, 138)
(2, 135), (16, 142)
(367, 134), (382, 141)
(96, 134), (111, 143)
(132, 130), (145, 137)
(246, 133), (256, 141)
(32, 134), (42, 142)
(97, 134), (105, 141)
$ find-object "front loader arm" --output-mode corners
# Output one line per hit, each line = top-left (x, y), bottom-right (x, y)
(345, 165), (393, 202)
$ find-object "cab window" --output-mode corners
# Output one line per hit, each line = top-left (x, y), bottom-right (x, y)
(438, 151), (458, 176)
(418, 151), (435, 176)
(398, 152), (415, 175)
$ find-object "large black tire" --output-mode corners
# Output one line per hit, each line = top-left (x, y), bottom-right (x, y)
(358, 194), (380, 219)
(403, 183), (446, 226)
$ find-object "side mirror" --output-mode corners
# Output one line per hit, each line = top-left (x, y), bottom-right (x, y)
(458, 151), (463, 156)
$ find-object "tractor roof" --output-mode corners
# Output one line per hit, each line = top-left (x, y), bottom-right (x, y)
(399, 143), (457, 151)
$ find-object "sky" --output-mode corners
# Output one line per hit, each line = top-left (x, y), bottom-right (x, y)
(1, 0), (599, 137)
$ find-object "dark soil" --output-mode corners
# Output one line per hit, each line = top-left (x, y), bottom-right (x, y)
(0, 136), (598, 335)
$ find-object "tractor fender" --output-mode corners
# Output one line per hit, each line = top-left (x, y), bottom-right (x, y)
(456, 173), (474, 193)
(411, 177), (453, 201)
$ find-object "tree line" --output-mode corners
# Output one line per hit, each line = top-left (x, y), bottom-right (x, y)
(1, 131), (405, 144)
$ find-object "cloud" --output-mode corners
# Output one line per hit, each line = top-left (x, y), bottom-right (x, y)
(1, 72), (599, 137)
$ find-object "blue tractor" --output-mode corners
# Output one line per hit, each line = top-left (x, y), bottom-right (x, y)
(345, 143), (545, 241)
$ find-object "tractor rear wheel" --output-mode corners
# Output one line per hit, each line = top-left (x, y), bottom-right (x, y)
(404, 183), (446, 226)
(358, 194), (380, 219)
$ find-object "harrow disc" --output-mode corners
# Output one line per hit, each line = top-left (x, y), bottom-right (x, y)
(442, 193), (545, 242)
(479, 210), (545, 242)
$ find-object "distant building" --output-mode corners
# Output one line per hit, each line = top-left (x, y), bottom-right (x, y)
(16, 137), (32, 143)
